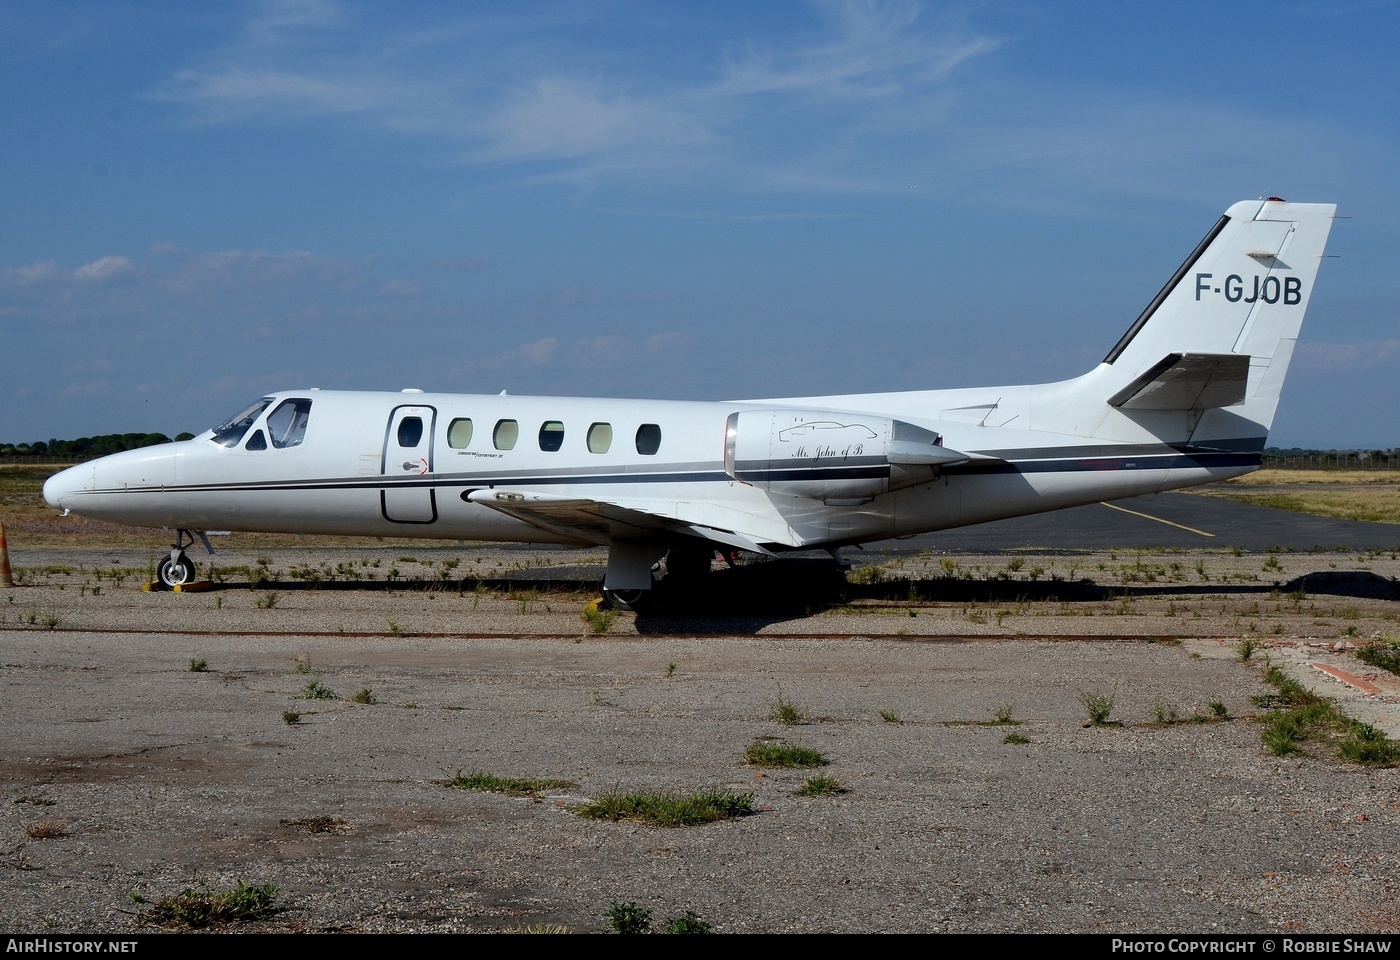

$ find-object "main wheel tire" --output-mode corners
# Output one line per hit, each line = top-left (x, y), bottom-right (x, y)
(601, 588), (649, 611)
(157, 553), (196, 588)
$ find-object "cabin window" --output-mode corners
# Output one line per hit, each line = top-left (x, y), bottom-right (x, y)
(397, 417), (424, 448)
(587, 422), (613, 454)
(635, 423), (662, 456)
(539, 421), (565, 452)
(266, 398), (312, 449)
(245, 430), (268, 451)
(493, 419), (518, 450)
(211, 397), (272, 448)
(447, 418), (474, 449)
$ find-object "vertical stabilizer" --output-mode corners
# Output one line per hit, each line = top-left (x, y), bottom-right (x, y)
(1097, 198), (1334, 438)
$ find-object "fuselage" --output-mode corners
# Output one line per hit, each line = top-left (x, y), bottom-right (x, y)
(42, 380), (1260, 552)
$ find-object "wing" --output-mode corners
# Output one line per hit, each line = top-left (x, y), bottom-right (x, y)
(466, 489), (777, 556)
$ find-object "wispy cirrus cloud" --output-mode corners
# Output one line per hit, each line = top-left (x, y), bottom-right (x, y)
(147, 0), (1004, 192)
(1298, 339), (1400, 372)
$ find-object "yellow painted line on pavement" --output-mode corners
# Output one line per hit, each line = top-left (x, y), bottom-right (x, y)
(1099, 501), (1214, 537)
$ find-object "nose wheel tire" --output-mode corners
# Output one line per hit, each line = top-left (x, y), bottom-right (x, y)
(158, 553), (196, 589)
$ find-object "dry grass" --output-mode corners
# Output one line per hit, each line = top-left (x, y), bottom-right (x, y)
(1223, 469), (1400, 485)
(24, 819), (67, 839)
(1189, 485), (1400, 525)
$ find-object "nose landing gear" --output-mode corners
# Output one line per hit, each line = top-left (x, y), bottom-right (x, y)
(157, 529), (215, 589)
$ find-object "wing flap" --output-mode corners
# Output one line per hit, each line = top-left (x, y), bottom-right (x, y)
(466, 489), (777, 556)
(1107, 352), (1250, 411)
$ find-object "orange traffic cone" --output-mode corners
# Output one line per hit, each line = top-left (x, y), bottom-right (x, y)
(0, 521), (12, 588)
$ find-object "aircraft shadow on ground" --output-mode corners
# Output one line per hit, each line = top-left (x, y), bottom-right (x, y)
(213, 561), (1397, 634)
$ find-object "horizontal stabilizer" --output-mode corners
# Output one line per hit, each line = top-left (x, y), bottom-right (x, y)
(1107, 352), (1250, 411)
(467, 489), (777, 555)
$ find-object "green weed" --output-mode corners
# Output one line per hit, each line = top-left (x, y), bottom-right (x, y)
(769, 692), (805, 726)
(301, 681), (337, 700)
(606, 902), (651, 934)
(188, 658), (208, 673)
(1356, 640), (1400, 676)
(744, 739), (827, 768)
(575, 787), (755, 827)
(794, 776), (846, 796)
(581, 603), (616, 635)
(1338, 721), (1400, 766)
(1078, 690), (1116, 726)
(136, 881), (277, 929)
(351, 688), (376, 705)
(879, 709), (902, 724)
(662, 911), (712, 934)
(1152, 697), (1180, 724)
(282, 710), (302, 725)
(1002, 733), (1030, 745)
(438, 770), (578, 797)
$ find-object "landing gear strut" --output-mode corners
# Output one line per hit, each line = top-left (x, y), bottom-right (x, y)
(157, 529), (215, 589)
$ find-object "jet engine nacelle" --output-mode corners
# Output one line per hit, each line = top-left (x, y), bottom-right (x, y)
(723, 410), (968, 503)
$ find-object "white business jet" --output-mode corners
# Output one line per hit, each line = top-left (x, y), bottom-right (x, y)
(44, 198), (1336, 607)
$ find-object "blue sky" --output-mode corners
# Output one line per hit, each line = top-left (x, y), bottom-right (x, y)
(2, 0), (1397, 448)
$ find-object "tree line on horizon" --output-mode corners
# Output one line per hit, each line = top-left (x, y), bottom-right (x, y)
(0, 432), (196, 458)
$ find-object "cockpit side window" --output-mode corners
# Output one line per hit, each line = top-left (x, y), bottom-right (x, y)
(211, 398), (273, 448)
(266, 399), (312, 449)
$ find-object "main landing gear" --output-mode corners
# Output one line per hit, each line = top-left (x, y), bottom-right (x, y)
(598, 543), (723, 611)
(157, 529), (215, 589)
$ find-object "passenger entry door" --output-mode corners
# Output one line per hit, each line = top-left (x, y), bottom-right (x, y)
(381, 405), (437, 523)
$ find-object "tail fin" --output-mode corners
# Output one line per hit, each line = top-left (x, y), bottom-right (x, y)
(1094, 198), (1335, 441)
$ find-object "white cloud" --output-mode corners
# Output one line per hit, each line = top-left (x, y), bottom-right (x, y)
(73, 255), (135, 283)
(517, 337), (559, 365)
(718, 0), (1002, 100)
(2, 260), (62, 285)
(1298, 339), (1400, 372)
(476, 78), (706, 163)
(157, 67), (394, 121)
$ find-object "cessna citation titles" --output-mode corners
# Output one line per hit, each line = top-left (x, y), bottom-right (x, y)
(45, 199), (1336, 607)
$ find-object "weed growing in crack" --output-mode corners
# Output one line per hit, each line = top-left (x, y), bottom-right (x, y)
(24, 819), (67, 840)
(134, 880), (278, 929)
(1078, 690), (1117, 726)
(301, 681), (337, 701)
(437, 770), (578, 797)
(769, 692), (805, 726)
(744, 739), (827, 768)
(606, 902), (651, 934)
(795, 776), (846, 796)
(576, 787), (754, 827)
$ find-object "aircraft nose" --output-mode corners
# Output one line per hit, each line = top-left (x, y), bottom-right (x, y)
(43, 463), (94, 509)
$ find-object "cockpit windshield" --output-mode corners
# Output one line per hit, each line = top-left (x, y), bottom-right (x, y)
(210, 398), (273, 448)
